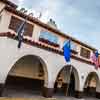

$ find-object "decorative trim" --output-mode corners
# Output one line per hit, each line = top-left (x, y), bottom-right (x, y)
(0, 32), (96, 67)
(5, 6), (97, 51)
(0, 32), (8, 37)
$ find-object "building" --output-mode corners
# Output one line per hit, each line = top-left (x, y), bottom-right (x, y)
(0, 0), (100, 98)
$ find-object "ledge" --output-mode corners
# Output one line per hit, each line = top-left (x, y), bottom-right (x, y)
(0, 32), (96, 67)
(39, 38), (59, 48)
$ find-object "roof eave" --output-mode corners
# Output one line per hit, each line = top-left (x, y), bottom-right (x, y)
(5, 5), (97, 51)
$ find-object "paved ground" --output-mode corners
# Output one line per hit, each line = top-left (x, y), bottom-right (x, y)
(1, 86), (99, 100)
(0, 97), (99, 100)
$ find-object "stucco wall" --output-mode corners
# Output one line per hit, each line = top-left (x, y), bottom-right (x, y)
(0, 1), (100, 93)
(0, 10), (12, 33)
(0, 37), (100, 92)
(0, 2), (5, 13)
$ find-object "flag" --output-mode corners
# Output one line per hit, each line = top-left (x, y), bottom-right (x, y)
(63, 40), (71, 63)
(91, 51), (100, 69)
(17, 20), (26, 48)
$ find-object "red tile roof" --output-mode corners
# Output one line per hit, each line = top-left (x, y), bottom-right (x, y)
(1, 0), (17, 8)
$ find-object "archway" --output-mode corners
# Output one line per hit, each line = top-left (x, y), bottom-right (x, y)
(2, 55), (48, 97)
(83, 72), (99, 97)
(54, 65), (80, 97)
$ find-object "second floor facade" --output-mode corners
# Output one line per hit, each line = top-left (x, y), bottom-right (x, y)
(0, 0), (99, 64)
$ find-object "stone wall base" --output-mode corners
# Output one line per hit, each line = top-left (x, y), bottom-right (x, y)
(0, 83), (4, 96)
(42, 87), (54, 98)
(96, 92), (100, 99)
(74, 91), (83, 98)
(84, 87), (96, 97)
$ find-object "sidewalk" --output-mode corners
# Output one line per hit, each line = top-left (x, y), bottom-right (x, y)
(0, 97), (99, 100)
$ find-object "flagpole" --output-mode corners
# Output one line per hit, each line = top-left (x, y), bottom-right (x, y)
(63, 39), (72, 96)
(65, 64), (72, 96)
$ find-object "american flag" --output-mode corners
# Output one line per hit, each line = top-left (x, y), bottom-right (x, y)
(91, 51), (100, 69)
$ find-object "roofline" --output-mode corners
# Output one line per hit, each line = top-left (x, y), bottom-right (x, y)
(5, 6), (97, 51)
(1, 0), (17, 9)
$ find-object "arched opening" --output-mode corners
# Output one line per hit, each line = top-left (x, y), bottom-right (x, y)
(54, 65), (79, 97)
(84, 72), (99, 97)
(2, 55), (48, 97)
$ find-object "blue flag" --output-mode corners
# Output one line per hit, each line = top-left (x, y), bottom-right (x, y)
(63, 40), (71, 62)
(95, 50), (99, 58)
(17, 20), (26, 48)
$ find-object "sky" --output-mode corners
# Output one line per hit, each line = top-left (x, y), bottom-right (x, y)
(10, 0), (100, 50)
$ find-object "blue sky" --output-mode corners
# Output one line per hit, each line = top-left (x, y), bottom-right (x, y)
(10, 0), (100, 50)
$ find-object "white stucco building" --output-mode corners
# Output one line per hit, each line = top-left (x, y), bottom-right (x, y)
(0, 0), (100, 98)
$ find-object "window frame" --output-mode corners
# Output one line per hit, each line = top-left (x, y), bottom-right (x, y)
(80, 47), (91, 59)
(9, 16), (33, 37)
(39, 30), (59, 47)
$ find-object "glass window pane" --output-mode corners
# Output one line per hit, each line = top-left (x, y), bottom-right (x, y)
(39, 31), (58, 44)
(63, 40), (77, 51)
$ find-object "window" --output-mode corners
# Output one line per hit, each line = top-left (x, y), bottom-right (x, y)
(39, 30), (59, 47)
(9, 16), (33, 37)
(71, 41), (77, 51)
(63, 40), (77, 51)
(80, 47), (91, 59)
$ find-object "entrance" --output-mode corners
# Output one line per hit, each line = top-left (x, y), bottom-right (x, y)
(2, 55), (48, 97)
(54, 66), (76, 97)
(68, 73), (75, 96)
(83, 72), (98, 97)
